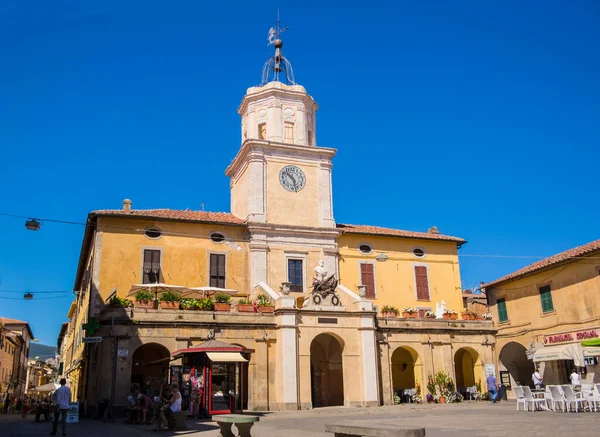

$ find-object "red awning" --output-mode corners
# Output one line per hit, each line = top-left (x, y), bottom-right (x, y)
(171, 339), (254, 359)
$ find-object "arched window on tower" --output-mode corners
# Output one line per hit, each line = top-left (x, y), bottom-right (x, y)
(284, 121), (294, 143)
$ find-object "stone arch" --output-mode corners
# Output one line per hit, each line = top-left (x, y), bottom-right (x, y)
(454, 347), (483, 390)
(131, 342), (170, 394)
(499, 342), (534, 387)
(310, 333), (344, 407)
(391, 346), (422, 393)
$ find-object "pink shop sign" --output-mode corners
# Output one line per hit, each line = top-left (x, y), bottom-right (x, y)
(543, 329), (599, 344)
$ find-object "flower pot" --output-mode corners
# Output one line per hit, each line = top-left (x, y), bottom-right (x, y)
(160, 301), (179, 309)
(450, 314), (458, 320)
(237, 304), (255, 313)
(214, 303), (231, 312)
(402, 312), (418, 318)
(439, 396), (446, 404)
(382, 312), (397, 318)
(258, 305), (274, 313)
(135, 300), (154, 309)
(461, 313), (473, 320)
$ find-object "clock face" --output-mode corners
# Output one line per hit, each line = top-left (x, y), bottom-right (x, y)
(279, 165), (306, 192)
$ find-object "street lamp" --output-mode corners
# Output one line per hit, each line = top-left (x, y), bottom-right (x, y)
(25, 219), (41, 231)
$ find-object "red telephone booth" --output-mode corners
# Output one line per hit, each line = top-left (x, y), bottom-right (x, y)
(171, 339), (252, 416)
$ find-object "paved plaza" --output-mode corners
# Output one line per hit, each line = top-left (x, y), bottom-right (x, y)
(1, 402), (599, 437)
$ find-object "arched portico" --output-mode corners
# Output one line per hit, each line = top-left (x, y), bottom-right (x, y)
(310, 333), (344, 407)
(499, 342), (534, 387)
(391, 346), (422, 395)
(454, 347), (483, 390)
(131, 343), (170, 393)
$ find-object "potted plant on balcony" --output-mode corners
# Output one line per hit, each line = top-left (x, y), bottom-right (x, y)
(256, 294), (274, 313)
(134, 290), (155, 309)
(197, 297), (215, 312)
(443, 309), (458, 320)
(401, 307), (418, 319)
(461, 310), (476, 320)
(159, 291), (181, 309)
(482, 312), (493, 321)
(424, 310), (436, 319)
(214, 293), (232, 312)
(180, 298), (199, 311)
(381, 305), (399, 318)
(109, 296), (132, 308)
(236, 297), (255, 313)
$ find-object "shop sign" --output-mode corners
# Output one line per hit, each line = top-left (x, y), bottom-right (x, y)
(543, 329), (598, 345)
(82, 336), (103, 343)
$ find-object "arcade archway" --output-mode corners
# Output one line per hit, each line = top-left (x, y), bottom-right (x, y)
(454, 347), (482, 390)
(131, 343), (170, 394)
(310, 333), (344, 407)
(391, 346), (420, 392)
(499, 342), (534, 387)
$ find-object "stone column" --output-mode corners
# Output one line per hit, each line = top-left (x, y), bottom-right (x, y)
(275, 298), (298, 410)
(247, 155), (266, 223)
(359, 315), (380, 407)
(250, 338), (269, 411)
(378, 340), (393, 405)
(249, 244), (268, 298)
(318, 162), (335, 228)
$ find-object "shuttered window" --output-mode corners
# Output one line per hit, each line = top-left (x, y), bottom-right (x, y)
(210, 254), (226, 288)
(539, 285), (554, 313)
(414, 266), (430, 300)
(288, 259), (303, 292)
(360, 263), (375, 298)
(497, 298), (508, 322)
(143, 249), (161, 284)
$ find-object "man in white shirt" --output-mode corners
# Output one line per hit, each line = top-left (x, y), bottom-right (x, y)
(532, 367), (543, 389)
(51, 378), (72, 436)
(570, 369), (581, 390)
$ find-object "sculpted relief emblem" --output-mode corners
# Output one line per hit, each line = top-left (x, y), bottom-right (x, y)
(303, 260), (341, 307)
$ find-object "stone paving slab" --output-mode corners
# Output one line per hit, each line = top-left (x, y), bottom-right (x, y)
(1, 402), (599, 437)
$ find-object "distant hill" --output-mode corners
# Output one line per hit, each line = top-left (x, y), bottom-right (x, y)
(29, 343), (57, 360)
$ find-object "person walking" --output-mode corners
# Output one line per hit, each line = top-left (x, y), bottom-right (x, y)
(532, 367), (543, 389)
(51, 378), (72, 436)
(486, 372), (498, 403)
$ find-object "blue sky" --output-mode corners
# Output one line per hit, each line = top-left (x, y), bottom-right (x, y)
(0, 1), (598, 345)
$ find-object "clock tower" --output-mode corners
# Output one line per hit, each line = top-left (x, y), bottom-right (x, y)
(225, 30), (339, 292)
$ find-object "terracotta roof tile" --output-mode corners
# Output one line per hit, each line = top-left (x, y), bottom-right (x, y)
(484, 238), (600, 288)
(92, 209), (245, 225)
(336, 223), (466, 243)
(0, 317), (28, 325)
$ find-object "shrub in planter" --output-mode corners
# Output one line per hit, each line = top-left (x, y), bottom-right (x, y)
(159, 291), (181, 309)
(402, 307), (418, 318)
(381, 305), (399, 318)
(256, 294), (274, 313)
(196, 297), (215, 311)
(443, 309), (458, 320)
(109, 296), (132, 308)
(134, 290), (155, 309)
(214, 293), (232, 311)
(424, 310), (436, 319)
(236, 298), (255, 313)
(180, 298), (199, 310)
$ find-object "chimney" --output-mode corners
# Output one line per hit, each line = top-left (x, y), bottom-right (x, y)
(123, 199), (132, 212)
(428, 226), (440, 235)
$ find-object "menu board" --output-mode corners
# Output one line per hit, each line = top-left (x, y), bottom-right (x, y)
(499, 371), (511, 389)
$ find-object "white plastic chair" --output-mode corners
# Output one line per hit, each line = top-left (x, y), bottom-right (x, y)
(562, 385), (589, 412)
(549, 386), (566, 412)
(513, 386), (528, 411)
(522, 386), (547, 411)
(587, 385), (600, 412)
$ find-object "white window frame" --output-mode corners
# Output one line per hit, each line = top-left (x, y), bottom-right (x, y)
(357, 242), (373, 255)
(412, 262), (431, 301)
(140, 246), (164, 284)
(143, 226), (163, 240)
(209, 231), (227, 244)
(284, 251), (307, 293)
(358, 260), (377, 299)
(207, 251), (228, 288)
(412, 246), (427, 259)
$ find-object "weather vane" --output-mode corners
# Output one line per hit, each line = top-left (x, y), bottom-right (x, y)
(267, 10), (289, 45)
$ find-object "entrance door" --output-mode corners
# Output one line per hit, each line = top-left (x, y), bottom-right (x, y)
(310, 334), (344, 407)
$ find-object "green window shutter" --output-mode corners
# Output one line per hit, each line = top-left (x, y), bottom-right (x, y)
(539, 285), (554, 313)
(497, 298), (508, 322)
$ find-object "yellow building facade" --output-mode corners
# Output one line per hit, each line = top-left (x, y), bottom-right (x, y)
(60, 35), (496, 416)
(485, 238), (600, 395)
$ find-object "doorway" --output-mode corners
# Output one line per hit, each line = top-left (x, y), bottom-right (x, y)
(310, 333), (344, 407)
(131, 343), (170, 395)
